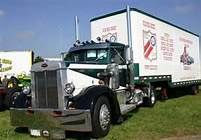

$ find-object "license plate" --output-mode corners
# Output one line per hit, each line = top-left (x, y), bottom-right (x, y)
(30, 129), (41, 136)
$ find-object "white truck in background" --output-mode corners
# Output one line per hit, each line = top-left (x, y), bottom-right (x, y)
(10, 6), (200, 139)
(0, 51), (33, 78)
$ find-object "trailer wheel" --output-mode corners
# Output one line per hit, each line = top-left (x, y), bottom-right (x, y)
(143, 89), (156, 107)
(91, 96), (111, 138)
(191, 85), (199, 95)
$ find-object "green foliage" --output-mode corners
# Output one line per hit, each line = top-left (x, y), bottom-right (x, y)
(33, 56), (44, 64)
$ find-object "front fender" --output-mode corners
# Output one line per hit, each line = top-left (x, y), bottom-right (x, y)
(70, 85), (121, 123)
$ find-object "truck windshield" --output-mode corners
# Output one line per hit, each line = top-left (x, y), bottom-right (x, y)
(110, 47), (125, 64)
(65, 49), (108, 64)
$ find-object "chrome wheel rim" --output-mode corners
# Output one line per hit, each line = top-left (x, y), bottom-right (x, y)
(99, 104), (110, 130)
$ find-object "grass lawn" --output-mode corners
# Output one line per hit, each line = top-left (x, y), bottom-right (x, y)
(0, 91), (201, 140)
(105, 92), (201, 140)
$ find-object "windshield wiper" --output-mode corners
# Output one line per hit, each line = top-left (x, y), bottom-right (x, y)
(113, 48), (126, 63)
(95, 53), (107, 61)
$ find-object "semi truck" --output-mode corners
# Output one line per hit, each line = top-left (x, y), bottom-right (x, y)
(10, 6), (200, 139)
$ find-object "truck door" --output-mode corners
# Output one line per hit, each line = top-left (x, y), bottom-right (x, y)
(110, 47), (127, 87)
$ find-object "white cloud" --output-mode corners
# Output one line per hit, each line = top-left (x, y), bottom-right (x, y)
(175, 5), (196, 14)
(0, 9), (5, 17)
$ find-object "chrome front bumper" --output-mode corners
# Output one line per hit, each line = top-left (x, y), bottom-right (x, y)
(10, 108), (92, 132)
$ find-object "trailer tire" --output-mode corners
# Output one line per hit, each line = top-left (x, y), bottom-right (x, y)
(191, 85), (199, 95)
(91, 96), (111, 138)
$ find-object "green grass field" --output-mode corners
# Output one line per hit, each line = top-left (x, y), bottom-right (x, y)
(0, 91), (201, 140)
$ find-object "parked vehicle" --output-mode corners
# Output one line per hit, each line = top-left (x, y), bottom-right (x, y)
(0, 76), (31, 110)
(10, 6), (200, 139)
(0, 51), (33, 110)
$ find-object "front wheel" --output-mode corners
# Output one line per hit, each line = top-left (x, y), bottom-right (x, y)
(91, 96), (111, 138)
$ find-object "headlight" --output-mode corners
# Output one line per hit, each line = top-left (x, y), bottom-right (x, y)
(23, 86), (31, 94)
(64, 82), (75, 95)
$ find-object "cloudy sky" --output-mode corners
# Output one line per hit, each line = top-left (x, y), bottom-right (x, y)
(0, 0), (200, 57)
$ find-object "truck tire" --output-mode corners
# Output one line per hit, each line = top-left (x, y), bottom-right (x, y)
(4, 89), (20, 109)
(13, 92), (29, 108)
(191, 85), (199, 95)
(143, 89), (156, 107)
(91, 96), (111, 138)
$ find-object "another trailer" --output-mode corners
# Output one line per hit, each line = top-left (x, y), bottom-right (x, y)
(0, 51), (33, 78)
(10, 7), (200, 139)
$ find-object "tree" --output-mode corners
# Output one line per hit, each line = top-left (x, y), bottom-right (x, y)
(34, 56), (44, 64)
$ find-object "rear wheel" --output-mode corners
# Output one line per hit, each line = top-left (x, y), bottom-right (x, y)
(4, 89), (21, 108)
(13, 92), (29, 108)
(91, 96), (111, 138)
(143, 86), (156, 107)
(191, 85), (199, 95)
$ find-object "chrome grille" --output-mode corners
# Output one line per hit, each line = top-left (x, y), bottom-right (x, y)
(34, 70), (58, 108)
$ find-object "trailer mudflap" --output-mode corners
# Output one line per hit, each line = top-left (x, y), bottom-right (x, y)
(10, 108), (92, 132)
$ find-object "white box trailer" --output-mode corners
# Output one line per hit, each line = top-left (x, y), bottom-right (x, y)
(0, 51), (33, 78)
(91, 8), (201, 86)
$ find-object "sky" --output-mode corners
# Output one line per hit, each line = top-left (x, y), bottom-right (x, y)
(0, 0), (200, 58)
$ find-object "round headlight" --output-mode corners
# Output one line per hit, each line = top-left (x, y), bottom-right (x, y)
(64, 82), (75, 95)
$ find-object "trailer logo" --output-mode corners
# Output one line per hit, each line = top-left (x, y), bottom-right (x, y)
(180, 46), (194, 65)
(101, 26), (117, 42)
(102, 32), (117, 42)
(0, 58), (12, 72)
(143, 30), (157, 61)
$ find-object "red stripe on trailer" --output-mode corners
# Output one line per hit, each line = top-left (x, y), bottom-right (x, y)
(144, 40), (150, 53)
(144, 46), (153, 58)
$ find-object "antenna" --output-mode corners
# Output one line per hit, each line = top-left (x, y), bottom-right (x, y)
(75, 16), (79, 41)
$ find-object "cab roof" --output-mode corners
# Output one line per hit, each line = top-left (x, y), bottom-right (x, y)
(68, 42), (126, 53)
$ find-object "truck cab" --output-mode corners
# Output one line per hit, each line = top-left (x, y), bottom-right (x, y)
(10, 41), (156, 139)
(66, 42), (126, 65)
